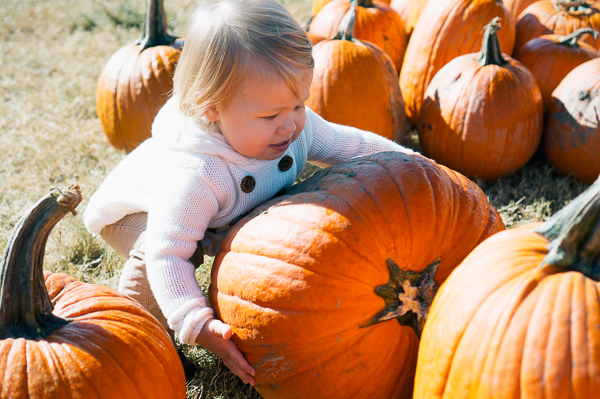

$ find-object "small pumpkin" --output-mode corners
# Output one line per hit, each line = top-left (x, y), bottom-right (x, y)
(413, 172), (600, 399)
(513, 28), (599, 109)
(515, 0), (600, 52)
(418, 18), (543, 181)
(309, 0), (407, 74)
(400, 0), (515, 125)
(96, 0), (183, 153)
(307, 4), (408, 141)
(210, 151), (505, 399)
(0, 186), (186, 398)
(544, 57), (600, 183)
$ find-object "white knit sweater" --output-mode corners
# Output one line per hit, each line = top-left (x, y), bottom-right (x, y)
(84, 96), (415, 344)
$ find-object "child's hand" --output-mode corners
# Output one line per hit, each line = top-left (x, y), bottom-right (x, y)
(195, 318), (256, 386)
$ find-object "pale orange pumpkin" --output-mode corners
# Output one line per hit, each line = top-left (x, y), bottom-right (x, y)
(400, 0), (515, 125)
(307, 4), (408, 141)
(414, 174), (600, 398)
(210, 151), (505, 399)
(96, 0), (183, 153)
(0, 186), (186, 398)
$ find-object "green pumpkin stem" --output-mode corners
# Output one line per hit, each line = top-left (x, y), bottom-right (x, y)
(535, 178), (600, 280)
(0, 186), (82, 339)
(357, 0), (375, 8)
(362, 258), (440, 338)
(332, 3), (357, 42)
(557, 28), (599, 47)
(477, 17), (507, 66)
(136, 0), (177, 50)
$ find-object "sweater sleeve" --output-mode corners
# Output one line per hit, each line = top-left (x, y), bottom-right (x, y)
(305, 107), (416, 167)
(145, 166), (220, 345)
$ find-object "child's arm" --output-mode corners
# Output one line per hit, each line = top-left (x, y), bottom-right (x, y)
(304, 107), (416, 167)
(145, 166), (255, 384)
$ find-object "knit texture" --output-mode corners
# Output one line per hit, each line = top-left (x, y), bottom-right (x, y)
(84, 96), (415, 344)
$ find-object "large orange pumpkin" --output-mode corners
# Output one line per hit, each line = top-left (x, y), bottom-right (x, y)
(413, 173), (600, 398)
(544, 57), (600, 184)
(96, 0), (183, 153)
(515, 0), (600, 52)
(0, 186), (186, 398)
(400, 0), (515, 125)
(513, 28), (598, 109)
(209, 151), (505, 399)
(389, 0), (413, 37)
(312, 0), (391, 16)
(418, 18), (543, 181)
(307, 4), (408, 141)
(309, 0), (407, 74)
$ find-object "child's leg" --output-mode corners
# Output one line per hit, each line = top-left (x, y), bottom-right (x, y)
(100, 213), (169, 333)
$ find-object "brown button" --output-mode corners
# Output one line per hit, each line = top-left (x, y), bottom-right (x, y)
(241, 176), (255, 193)
(278, 155), (293, 171)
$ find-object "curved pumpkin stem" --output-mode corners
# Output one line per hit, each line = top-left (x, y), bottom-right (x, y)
(362, 258), (440, 338)
(535, 177), (600, 280)
(557, 27), (599, 47)
(477, 17), (507, 67)
(332, 2), (357, 42)
(136, 0), (177, 50)
(0, 185), (82, 339)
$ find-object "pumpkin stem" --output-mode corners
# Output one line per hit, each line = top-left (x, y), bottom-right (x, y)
(332, 2), (357, 42)
(535, 177), (600, 280)
(554, 0), (590, 12)
(0, 185), (82, 339)
(557, 28), (599, 47)
(362, 258), (440, 338)
(357, 0), (375, 8)
(477, 17), (507, 66)
(136, 0), (177, 50)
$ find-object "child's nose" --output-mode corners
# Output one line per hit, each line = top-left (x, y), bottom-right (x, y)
(277, 117), (296, 135)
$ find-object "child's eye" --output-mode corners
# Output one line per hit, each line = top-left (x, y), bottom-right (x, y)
(263, 114), (277, 121)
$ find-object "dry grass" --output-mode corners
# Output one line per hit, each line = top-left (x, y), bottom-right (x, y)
(0, 0), (590, 397)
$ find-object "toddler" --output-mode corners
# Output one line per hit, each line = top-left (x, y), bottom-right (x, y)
(84, 0), (415, 386)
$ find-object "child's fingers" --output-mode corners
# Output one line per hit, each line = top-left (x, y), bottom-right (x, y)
(208, 319), (233, 339)
(224, 354), (257, 386)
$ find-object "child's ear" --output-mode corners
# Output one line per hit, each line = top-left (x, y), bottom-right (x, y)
(203, 106), (220, 123)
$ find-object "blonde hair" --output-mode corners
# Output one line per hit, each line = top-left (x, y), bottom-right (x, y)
(173, 0), (314, 122)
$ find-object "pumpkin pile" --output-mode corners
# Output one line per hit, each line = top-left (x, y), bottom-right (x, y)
(0, 186), (186, 398)
(210, 151), (505, 398)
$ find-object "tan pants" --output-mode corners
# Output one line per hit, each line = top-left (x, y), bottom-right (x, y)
(100, 212), (204, 342)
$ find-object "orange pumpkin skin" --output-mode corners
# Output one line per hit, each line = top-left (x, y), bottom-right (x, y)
(544, 58), (600, 184)
(96, 0), (182, 154)
(210, 152), (505, 399)
(515, 0), (600, 52)
(307, 38), (407, 141)
(513, 29), (598, 109)
(309, 0), (407, 74)
(405, 0), (430, 37)
(418, 27), (543, 181)
(414, 223), (600, 398)
(311, 0), (391, 20)
(400, 0), (515, 125)
(503, 0), (538, 18)
(389, 0), (413, 37)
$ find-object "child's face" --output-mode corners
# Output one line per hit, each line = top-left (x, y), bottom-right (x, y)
(204, 70), (312, 160)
